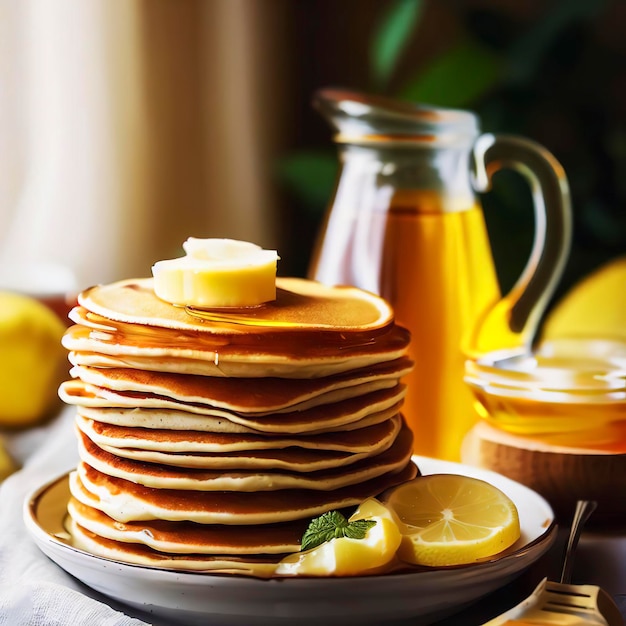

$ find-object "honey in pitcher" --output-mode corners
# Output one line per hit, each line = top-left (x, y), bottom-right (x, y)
(382, 191), (501, 460)
(310, 90), (571, 461)
(310, 188), (504, 460)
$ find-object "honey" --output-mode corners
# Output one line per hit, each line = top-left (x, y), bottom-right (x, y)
(465, 338), (626, 453)
(379, 196), (502, 461)
(309, 187), (505, 460)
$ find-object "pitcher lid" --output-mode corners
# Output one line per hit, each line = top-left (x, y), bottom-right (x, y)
(314, 88), (480, 145)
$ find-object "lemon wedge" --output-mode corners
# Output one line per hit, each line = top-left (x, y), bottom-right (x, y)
(383, 474), (521, 567)
(152, 238), (279, 308)
(275, 499), (401, 577)
(542, 255), (626, 341)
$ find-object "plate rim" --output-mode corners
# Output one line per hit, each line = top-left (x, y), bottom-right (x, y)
(22, 457), (559, 623)
(23, 455), (557, 583)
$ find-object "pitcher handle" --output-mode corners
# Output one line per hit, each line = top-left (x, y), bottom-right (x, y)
(468, 133), (572, 357)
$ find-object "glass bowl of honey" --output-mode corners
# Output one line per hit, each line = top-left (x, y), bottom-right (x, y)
(462, 337), (626, 525)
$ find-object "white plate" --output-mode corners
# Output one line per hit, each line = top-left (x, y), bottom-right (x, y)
(24, 457), (557, 626)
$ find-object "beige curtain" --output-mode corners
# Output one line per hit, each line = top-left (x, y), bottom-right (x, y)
(0, 0), (287, 292)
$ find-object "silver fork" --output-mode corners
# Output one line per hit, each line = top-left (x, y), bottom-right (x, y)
(482, 500), (624, 625)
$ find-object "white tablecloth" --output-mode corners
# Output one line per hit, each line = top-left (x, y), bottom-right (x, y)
(0, 407), (152, 625)
(2, 407), (624, 625)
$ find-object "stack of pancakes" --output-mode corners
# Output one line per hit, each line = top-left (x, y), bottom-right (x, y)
(59, 277), (417, 576)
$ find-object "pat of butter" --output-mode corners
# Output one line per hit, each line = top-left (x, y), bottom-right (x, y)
(152, 238), (279, 308)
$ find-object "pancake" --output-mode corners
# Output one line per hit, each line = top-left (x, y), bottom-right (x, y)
(61, 269), (417, 576)
(68, 359), (413, 414)
(68, 519), (282, 576)
(75, 411), (402, 454)
(94, 442), (378, 472)
(77, 277), (395, 333)
(77, 414), (403, 473)
(73, 391), (402, 434)
(63, 324), (411, 379)
(76, 404), (275, 434)
(76, 423), (414, 491)
(70, 460), (418, 524)
(75, 404), (269, 435)
(63, 279), (409, 378)
(64, 277), (412, 380)
(60, 380), (407, 434)
(67, 498), (305, 554)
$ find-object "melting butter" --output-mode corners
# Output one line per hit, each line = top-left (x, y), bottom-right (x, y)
(152, 238), (279, 308)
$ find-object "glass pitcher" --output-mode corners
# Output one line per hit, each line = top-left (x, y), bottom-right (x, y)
(308, 89), (572, 461)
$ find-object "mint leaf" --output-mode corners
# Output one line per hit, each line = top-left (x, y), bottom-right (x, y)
(343, 519), (377, 540)
(300, 511), (377, 552)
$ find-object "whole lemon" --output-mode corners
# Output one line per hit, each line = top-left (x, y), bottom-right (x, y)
(543, 256), (626, 341)
(0, 292), (68, 428)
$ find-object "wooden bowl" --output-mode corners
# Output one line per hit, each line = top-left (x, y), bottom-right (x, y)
(462, 421), (626, 527)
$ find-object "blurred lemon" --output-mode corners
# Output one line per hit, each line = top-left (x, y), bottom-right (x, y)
(543, 256), (626, 341)
(0, 292), (67, 428)
(383, 474), (520, 567)
(0, 438), (18, 481)
(275, 499), (402, 576)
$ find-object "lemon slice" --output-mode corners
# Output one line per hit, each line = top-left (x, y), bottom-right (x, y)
(152, 238), (279, 308)
(275, 499), (401, 577)
(383, 474), (521, 567)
